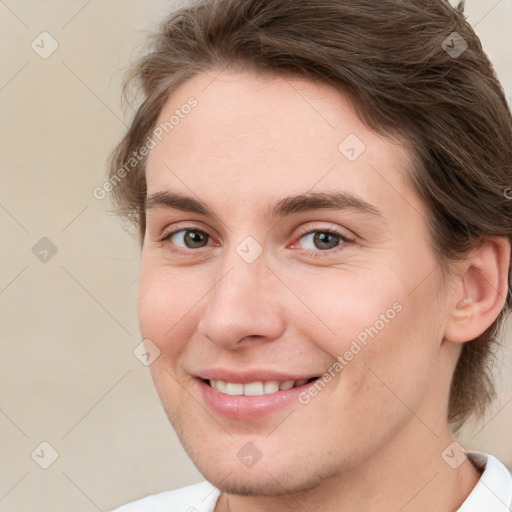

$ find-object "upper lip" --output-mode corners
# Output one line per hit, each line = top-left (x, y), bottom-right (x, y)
(196, 369), (320, 384)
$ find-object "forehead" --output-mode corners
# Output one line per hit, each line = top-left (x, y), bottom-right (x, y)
(145, 69), (422, 222)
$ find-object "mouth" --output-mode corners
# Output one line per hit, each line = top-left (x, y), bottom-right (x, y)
(203, 377), (319, 396)
(194, 370), (324, 419)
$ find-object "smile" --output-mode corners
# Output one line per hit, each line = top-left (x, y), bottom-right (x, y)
(206, 378), (318, 396)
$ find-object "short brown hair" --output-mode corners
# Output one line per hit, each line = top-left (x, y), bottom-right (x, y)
(108, 0), (512, 430)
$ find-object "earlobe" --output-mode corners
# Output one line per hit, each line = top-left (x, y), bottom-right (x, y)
(444, 237), (510, 344)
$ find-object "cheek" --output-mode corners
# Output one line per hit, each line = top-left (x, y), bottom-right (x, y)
(138, 264), (202, 358)
(283, 264), (410, 357)
(137, 264), (204, 411)
(345, 288), (443, 428)
(287, 263), (443, 402)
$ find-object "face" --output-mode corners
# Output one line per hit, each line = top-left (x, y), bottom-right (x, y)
(139, 69), (454, 495)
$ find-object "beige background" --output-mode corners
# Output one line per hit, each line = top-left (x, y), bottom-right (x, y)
(1, 1), (511, 511)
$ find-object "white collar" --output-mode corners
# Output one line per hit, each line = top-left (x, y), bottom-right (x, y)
(457, 452), (512, 511)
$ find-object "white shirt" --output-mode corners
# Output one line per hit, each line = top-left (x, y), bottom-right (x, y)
(110, 452), (512, 512)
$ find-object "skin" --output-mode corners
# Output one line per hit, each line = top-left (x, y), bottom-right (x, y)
(138, 69), (509, 512)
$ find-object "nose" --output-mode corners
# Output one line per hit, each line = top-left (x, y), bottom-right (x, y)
(196, 249), (286, 350)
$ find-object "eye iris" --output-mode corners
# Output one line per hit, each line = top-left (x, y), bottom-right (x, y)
(313, 232), (339, 250)
(184, 230), (207, 248)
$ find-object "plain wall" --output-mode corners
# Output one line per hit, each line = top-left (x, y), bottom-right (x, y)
(1, 1), (511, 510)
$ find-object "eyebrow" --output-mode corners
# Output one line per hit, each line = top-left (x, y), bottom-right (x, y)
(268, 191), (382, 218)
(145, 190), (383, 219)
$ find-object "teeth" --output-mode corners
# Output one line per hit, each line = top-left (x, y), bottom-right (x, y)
(244, 381), (264, 396)
(264, 381), (279, 394)
(225, 382), (244, 396)
(209, 379), (311, 396)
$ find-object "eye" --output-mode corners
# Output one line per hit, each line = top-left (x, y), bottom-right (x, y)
(297, 229), (348, 251)
(162, 228), (210, 249)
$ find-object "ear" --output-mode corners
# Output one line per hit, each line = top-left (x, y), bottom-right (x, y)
(443, 237), (510, 343)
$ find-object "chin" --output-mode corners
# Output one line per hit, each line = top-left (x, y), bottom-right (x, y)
(198, 464), (327, 497)
(176, 431), (337, 498)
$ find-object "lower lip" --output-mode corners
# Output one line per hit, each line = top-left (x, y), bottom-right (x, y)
(196, 379), (313, 420)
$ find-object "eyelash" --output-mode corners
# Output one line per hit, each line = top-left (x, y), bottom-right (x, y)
(158, 225), (353, 258)
(158, 226), (213, 257)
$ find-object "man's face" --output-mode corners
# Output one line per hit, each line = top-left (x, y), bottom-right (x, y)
(139, 70), (453, 494)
